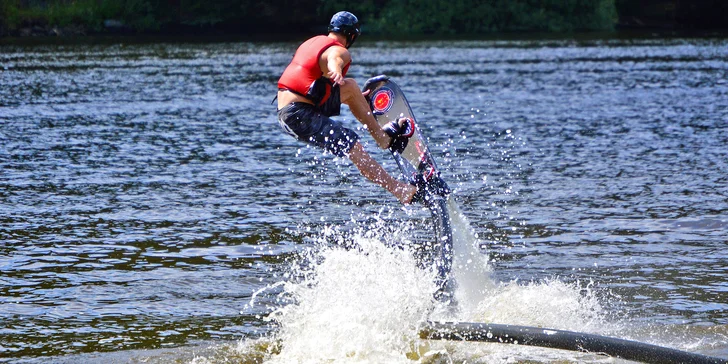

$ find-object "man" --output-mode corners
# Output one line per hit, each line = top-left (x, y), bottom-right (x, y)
(276, 11), (441, 204)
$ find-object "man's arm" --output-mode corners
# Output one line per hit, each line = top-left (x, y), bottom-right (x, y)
(320, 45), (392, 149)
(321, 46), (350, 85)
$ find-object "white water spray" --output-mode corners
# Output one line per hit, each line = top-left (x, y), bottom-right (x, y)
(201, 199), (610, 363)
(446, 198), (497, 319)
(267, 238), (435, 363)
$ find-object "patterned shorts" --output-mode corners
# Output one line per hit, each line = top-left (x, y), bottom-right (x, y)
(276, 102), (360, 157)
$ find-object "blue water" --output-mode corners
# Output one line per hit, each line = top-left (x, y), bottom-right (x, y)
(1, 35), (727, 362)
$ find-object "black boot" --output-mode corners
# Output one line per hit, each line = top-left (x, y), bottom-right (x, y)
(411, 174), (451, 205)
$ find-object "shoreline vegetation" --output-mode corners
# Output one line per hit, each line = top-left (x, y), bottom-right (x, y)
(1, 0), (726, 40)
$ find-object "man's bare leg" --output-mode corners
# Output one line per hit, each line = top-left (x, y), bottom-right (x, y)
(337, 78), (417, 203)
(348, 142), (416, 204)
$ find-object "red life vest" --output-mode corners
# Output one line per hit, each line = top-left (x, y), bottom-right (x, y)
(278, 35), (351, 106)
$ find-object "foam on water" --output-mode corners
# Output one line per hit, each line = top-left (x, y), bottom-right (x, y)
(200, 198), (618, 363)
(267, 237), (435, 363)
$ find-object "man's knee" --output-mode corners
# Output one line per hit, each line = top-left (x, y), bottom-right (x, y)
(339, 78), (361, 104)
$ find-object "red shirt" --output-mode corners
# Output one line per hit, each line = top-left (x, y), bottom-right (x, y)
(278, 35), (351, 106)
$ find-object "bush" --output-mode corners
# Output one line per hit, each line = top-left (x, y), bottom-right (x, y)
(1, 0), (618, 37)
(319, 0), (618, 35)
(0, 1), (19, 34)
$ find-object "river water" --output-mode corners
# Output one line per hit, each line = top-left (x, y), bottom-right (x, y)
(1, 35), (727, 363)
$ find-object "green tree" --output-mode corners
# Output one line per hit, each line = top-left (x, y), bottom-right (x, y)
(319, 0), (617, 34)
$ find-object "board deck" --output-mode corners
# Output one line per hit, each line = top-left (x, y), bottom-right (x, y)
(362, 75), (442, 184)
(362, 75), (454, 301)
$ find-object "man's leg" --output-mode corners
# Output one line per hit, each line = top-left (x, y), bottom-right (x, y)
(348, 142), (416, 204)
(339, 78), (391, 149)
(336, 78), (418, 204)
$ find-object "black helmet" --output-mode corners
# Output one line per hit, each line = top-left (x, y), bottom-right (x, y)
(328, 11), (361, 48)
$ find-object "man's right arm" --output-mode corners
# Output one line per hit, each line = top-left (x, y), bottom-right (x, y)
(321, 46), (350, 85)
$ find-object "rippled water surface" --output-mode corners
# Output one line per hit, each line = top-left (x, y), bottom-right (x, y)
(1, 35), (728, 363)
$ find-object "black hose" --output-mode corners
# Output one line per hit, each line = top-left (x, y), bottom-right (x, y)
(419, 321), (727, 364)
(427, 196), (453, 300)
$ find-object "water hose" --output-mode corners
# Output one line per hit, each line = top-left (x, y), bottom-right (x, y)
(419, 321), (727, 364)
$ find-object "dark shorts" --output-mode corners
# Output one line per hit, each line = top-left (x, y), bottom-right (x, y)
(277, 96), (360, 157)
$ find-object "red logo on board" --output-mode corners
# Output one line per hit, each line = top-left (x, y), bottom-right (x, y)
(372, 89), (394, 114)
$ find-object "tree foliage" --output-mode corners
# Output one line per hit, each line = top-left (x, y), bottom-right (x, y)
(3, 0), (725, 37)
(321, 0), (617, 34)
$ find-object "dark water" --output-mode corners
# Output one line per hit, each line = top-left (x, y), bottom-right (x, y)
(1, 35), (728, 363)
